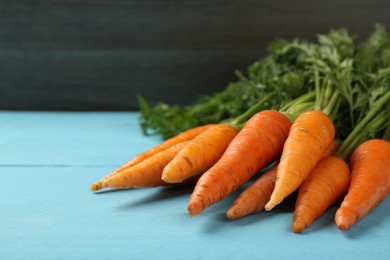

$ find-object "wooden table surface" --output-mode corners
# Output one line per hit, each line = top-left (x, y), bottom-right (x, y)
(1, 111), (389, 259)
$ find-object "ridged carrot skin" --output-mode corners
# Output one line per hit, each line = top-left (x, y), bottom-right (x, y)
(292, 156), (350, 233)
(101, 141), (191, 189)
(226, 139), (339, 220)
(187, 110), (292, 216)
(161, 124), (238, 183)
(265, 110), (335, 211)
(335, 139), (390, 230)
(90, 124), (214, 191)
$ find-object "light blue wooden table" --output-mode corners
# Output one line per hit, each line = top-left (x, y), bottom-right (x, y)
(1, 111), (389, 260)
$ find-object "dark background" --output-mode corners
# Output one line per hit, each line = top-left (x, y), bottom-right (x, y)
(1, 0), (389, 111)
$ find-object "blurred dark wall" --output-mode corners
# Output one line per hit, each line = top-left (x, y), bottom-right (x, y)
(1, 0), (389, 110)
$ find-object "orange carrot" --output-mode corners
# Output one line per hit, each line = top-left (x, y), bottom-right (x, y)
(102, 141), (193, 189)
(265, 110), (335, 211)
(226, 139), (338, 220)
(322, 139), (339, 157)
(187, 110), (292, 216)
(292, 156), (350, 233)
(335, 139), (390, 230)
(161, 123), (238, 183)
(226, 165), (278, 219)
(90, 124), (214, 191)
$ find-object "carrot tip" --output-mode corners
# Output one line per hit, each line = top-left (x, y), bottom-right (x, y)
(335, 216), (351, 231)
(292, 219), (305, 233)
(335, 208), (354, 231)
(264, 201), (277, 211)
(188, 200), (204, 216)
(161, 172), (182, 184)
(226, 208), (241, 220)
(337, 224), (348, 230)
(90, 182), (102, 192)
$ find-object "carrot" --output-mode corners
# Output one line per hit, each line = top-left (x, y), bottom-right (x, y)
(90, 124), (214, 191)
(102, 141), (193, 189)
(226, 139), (338, 220)
(292, 156), (350, 233)
(226, 165), (278, 219)
(265, 110), (335, 211)
(187, 110), (292, 216)
(335, 139), (390, 230)
(161, 123), (238, 183)
(322, 139), (339, 157)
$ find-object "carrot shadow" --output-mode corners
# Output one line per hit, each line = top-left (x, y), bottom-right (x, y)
(287, 197), (390, 237)
(116, 185), (195, 209)
(199, 192), (297, 233)
(92, 188), (137, 195)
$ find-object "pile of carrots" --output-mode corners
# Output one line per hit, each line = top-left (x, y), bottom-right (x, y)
(90, 26), (390, 233)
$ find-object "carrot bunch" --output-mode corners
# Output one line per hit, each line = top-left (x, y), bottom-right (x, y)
(91, 87), (313, 192)
(91, 24), (390, 234)
(225, 70), (390, 232)
(90, 124), (215, 191)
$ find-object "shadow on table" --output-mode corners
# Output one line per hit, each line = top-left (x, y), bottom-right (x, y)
(198, 192), (297, 233)
(292, 198), (390, 238)
(115, 185), (195, 209)
(203, 197), (390, 237)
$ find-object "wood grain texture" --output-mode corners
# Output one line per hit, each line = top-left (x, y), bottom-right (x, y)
(1, 111), (390, 259)
(1, 0), (389, 110)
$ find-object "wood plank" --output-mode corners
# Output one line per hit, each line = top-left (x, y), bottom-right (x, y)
(1, 111), (390, 259)
(0, 111), (160, 165)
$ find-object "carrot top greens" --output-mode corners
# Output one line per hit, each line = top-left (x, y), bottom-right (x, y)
(138, 24), (390, 142)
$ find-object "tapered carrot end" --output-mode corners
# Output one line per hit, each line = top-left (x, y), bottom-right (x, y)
(292, 219), (306, 233)
(161, 171), (183, 184)
(188, 200), (204, 216)
(90, 182), (102, 192)
(335, 208), (355, 231)
(226, 207), (242, 220)
(265, 180), (296, 211)
(264, 198), (281, 211)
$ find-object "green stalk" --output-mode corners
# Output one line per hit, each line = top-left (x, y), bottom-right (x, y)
(321, 79), (334, 109)
(232, 90), (316, 129)
(314, 69), (322, 111)
(313, 74), (343, 122)
(281, 102), (316, 122)
(322, 90), (340, 118)
(383, 121), (390, 140)
(279, 91), (316, 113)
(277, 90), (316, 122)
(338, 111), (388, 160)
(337, 90), (390, 160)
(231, 92), (277, 126)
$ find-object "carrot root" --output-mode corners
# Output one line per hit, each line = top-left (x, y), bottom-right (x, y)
(188, 110), (292, 216)
(90, 124), (214, 191)
(292, 156), (350, 233)
(335, 139), (390, 230)
(265, 110), (335, 211)
(101, 141), (190, 189)
(162, 123), (238, 183)
(91, 182), (103, 192)
(226, 165), (277, 219)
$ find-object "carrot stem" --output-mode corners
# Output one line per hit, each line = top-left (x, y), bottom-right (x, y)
(383, 125), (390, 140)
(337, 90), (390, 160)
(279, 91), (316, 113)
(231, 92), (277, 126)
(322, 90), (340, 118)
(314, 68), (321, 111)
